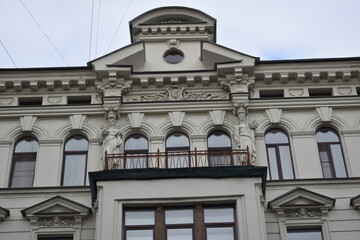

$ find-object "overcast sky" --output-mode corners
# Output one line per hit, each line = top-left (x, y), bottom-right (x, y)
(1, 0), (360, 68)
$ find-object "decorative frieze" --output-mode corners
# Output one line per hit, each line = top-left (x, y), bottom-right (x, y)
(288, 88), (304, 97)
(47, 96), (63, 105)
(124, 88), (228, 102)
(0, 97), (15, 106)
(337, 87), (352, 95)
(284, 208), (322, 218)
(37, 216), (75, 227)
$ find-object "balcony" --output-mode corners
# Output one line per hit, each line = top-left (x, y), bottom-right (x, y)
(104, 148), (251, 170)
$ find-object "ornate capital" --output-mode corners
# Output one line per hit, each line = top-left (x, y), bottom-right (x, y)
(221, 70), (255, 93)
(96, 71), (132, 97)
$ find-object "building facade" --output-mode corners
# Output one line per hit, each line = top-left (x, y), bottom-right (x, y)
(0, 6), (360, 240)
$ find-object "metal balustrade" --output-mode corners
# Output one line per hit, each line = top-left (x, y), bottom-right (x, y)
(104, 147), (251, 170)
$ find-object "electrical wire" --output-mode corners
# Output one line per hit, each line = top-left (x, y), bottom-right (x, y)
(19, 0), (69, 66)
(0, 40), (18, 68)
(88, 0), (95, 61)
(106, 0), (132, 53)
(95, 0), (102, 58)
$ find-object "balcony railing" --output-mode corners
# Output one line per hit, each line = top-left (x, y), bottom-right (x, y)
(104, 147), (251, 170)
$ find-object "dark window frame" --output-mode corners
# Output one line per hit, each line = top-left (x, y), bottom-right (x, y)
(61, 135), (89, 186)
(207, 130), (233, 166)
(316, 127), (347, 178)
(124, 134), (149, 169)
(123, 204), (236, 240)
(9, 136), (38, 188)
(287, 227), (323, 240)
(165, 132), (190, 168)
(265, 129), (295, 180)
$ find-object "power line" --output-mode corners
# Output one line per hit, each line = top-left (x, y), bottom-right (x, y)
(89, 0), (95, 61)
(0, 40), (18, 68)
(106, 0), (132, 53)
(19, 0), (69, 66)
(95, 0), (102, 58)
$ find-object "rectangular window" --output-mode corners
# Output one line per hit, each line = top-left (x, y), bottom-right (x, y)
(308, 88), (332, 97)
(38, 237), (73, 240)
(18, 97), (42, 106)
(67, 95), (91, 105)
(259, 89), (284, 98)
(287, 228), (323, 240)
(123, 205), (236, 240)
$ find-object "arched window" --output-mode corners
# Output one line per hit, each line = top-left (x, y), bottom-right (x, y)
(207, 130), (232, 166)
(166, 132), (190, 168)
(316, 127), (347, 178)
(265, 129), (294, 180)
(124, 134), (148, 168)
(9, 137), (39, 188)
(62, 135), (88, 186)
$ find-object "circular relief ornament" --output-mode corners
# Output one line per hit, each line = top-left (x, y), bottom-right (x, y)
(163, 48), (184, 64)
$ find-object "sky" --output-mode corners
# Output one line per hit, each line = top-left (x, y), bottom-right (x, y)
(1, 0), (360, 68)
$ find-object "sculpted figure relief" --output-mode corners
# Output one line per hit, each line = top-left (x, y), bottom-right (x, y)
(100, 109), (122, 166)
(233, 103), (257, 163)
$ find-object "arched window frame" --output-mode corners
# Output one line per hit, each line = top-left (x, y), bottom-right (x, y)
(315, 127), (347, 178)
(61, 135), (89, 186)
(207, 130), (233, 166)
(165, 132), (190, 168)
(124, 134), (149, 169)
(265, 128), (295, 180)
(9, 136), (39, 188)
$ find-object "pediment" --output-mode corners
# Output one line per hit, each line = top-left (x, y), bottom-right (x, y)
(21, 196), (91, 219)
(269, 187), (335, 210)
(350, 194), (360, 210)
(202, 42), (257, 68)
(90, 41), (145, 71)
(0, 206), (10, 221)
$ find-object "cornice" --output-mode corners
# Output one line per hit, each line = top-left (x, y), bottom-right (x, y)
(248, 97), (360, 110)
(0, 105), (104, 117)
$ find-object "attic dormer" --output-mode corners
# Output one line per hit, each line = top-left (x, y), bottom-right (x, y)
(129, 6), (216, 43)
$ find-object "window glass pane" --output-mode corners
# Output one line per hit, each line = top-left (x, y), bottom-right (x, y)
(165, 209), (193, 224)
(267, 147), (279, 180)
(279, 146), (294, 179)
(125, 134), (148, 151)
(209, 154), (232, 166)
(167, 150), (189, 168)
(208, 131), (232, 148)
(125, 210), (154, 226)
(167, 228), (192, 240)
(15, 137), (38, 153)
(318, 144), (333, 178)
(330, 144), (347, 177)
(126, 230), (153, 240)
(63, 154), (86, 186)
(204, 208), (234, 223)
(11, 160), (36, 187)
(166, 133), (189, 148)
(265, 129), (289, 144)
(287, 229), (323, 240)
(206, 227), (234, 240)
(65, 136), (88, 151)
(126, 154), (147, 169)
(316, 128), (339, 143)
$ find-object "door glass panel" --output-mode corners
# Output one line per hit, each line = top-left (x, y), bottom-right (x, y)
(126, 230), (153, 240)
(279, 146), (294, 179)
(204, 208), (234, 223)
(208, 131), (231, 148)
(166, 133), (189, 148)
(125, 210), (154, 226)
(316, 128), (339, 143)
(206, 227), (234, 240)
(165, 209), (193, 224)
(65, 136), (88, 151)
(167, 228), (192, 240)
